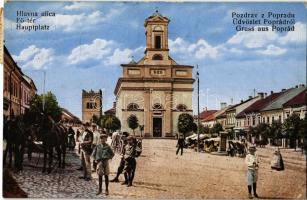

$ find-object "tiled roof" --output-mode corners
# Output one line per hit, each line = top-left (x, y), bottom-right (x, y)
(283, 89), (306, 107)
(236, 92), (285, 118)
(104, 108), (115, 115)
(199, 110), (217, 120)
(261, 87), (306, 111)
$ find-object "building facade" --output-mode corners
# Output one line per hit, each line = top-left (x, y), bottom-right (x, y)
(114, 11), (194, 137)
(3, 46), (37, 119)
(82, 89), (102, 123)
(260, 86), (306, 125)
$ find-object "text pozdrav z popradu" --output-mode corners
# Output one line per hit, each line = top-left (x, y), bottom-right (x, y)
(16, 11), (55, 32)
(232, 12), (296, 32)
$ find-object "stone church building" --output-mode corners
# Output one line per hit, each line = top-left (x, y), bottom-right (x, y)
(114, 11), (194, 137)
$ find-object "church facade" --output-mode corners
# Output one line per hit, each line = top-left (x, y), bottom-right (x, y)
(114, 11), (194, 137)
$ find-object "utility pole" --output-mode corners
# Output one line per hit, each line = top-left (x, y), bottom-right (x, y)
(197, 65), (200, 153)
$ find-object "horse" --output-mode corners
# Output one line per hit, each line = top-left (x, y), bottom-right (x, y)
(3, 116), (27, 171)
(36, 115), (68, 173)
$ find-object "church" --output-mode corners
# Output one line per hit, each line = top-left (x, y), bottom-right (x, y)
(114, 11), (194, 137)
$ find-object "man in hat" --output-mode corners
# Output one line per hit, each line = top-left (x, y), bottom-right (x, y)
(123, 136), (137, 187)
(92, 134), (114, 195)
(245, 145), (259, 199)
(79, 123), (93, 181)
(91, 125), (101, 171)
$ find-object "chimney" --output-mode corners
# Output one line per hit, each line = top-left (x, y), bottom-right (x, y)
(113, 101), (116, 109)
(257, 92), (264, 99)
(241, 99), (244, 103)
(220, 102), (227, 109)
(271, 91), (274, 95)
(295, 85), (298, 88)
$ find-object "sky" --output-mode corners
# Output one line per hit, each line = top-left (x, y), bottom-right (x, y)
(4, 2), (306, 119)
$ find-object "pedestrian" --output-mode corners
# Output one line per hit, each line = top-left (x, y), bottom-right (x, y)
(91, 125), (100, 172)
(79, 124), (93, 181)
(76, 129), (82, 154)
(123, 136), (138, 187)
(245, 145), (259, 199)
(92, 134), (114, 195)
(110, 138), (128, 183)
(271, 148), (284, 171)
(67, 126), (76, 151)
(176, 134), (185, 156)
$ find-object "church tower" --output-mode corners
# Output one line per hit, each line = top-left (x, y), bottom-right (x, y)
(114, 11), (194, 138)
(143, 10), (171, 65)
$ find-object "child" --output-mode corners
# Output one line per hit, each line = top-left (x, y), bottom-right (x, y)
(92, 134), (114, 195)
(123, 136), (137, 187)
(245, 145), (259, 199)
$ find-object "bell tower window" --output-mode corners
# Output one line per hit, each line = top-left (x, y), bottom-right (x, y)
(155, 35), (161, 49)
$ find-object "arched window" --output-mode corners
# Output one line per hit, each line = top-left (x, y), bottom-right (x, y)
(176, 104), (187, 111)
(152, 103), (163, 110)
(152, 54), (163, 60)
(127, 103), (139, 111)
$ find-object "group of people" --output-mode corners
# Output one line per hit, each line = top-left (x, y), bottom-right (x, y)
(75, 124), (141, 196)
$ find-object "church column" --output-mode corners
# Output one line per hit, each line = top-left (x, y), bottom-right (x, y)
(164, 91), (173, 137)
(144, 89), (151, 137)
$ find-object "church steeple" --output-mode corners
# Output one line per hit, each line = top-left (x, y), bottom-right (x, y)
(144, 10), (170, 63)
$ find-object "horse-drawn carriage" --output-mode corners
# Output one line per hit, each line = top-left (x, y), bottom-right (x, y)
(3, 114), (69, 173)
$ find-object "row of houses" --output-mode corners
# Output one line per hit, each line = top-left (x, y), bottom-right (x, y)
(201, 85), (306, 136)
(3, 46), (37, 118)
(4, 45), (81, 123)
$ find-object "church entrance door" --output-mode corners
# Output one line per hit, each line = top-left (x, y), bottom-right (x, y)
(153, 117), (162, 137)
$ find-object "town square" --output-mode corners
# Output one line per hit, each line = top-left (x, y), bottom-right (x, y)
(2, 2), (307, 199)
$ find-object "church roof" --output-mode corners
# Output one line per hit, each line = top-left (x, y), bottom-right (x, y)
(144, 10), (170, 26)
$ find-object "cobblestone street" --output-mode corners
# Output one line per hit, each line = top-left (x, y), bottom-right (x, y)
(11, 139), (306, 199)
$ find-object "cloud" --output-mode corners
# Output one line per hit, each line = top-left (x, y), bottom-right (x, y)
(38, 9), (123, 32)
(169, 38), (220, 60)
(104, 47), (143, 65)
(227, 27), (278, 48)
(64, 2), (97, 10)
(256, 44), (287, 56)
(279, 22), (306, 44)
(68, 38), (143, 66)
(68, 39), (115, 64)
(13, 45), (54, 70)
(13, 45), (40, 62)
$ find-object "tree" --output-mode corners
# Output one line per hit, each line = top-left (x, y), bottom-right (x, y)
(191, 122), (198, 133)
(127, 115), (139, 136)
(177, 113), (194, 138)
(198, 124), (209, 134)
(255, 123), (270, 140)
(283, 114), (301, 149)
(104, 115), (121, 134)
(210, 122), (223, 135)
(92, 114), (99, 124)
(98, 115), (107, 129)
(29, 92), (62, 122)
(270, 121), (283, 139)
